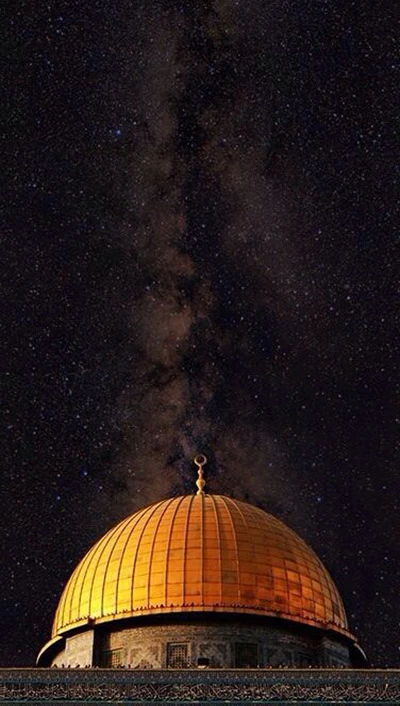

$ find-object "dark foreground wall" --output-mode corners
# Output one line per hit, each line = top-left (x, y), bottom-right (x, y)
(0, 668), (398, 704)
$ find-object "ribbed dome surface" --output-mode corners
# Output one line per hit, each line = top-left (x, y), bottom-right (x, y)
(52, 494), (350, 638)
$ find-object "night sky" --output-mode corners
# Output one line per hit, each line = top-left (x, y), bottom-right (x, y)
(3, 1), (398, 667)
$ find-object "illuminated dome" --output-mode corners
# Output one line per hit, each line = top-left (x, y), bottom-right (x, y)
(38, 457), (366, 668)
(51, 493), (351, 640)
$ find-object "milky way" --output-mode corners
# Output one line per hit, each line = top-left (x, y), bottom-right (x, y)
(2, 0), (398, 666)
(109, 2), (308, 512)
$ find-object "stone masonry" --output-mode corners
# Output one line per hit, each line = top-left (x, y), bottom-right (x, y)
(50, 618), (350, 668)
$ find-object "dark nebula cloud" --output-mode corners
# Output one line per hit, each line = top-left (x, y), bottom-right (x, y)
(2, 0), (398, 666)
(108, 1), (306, 514)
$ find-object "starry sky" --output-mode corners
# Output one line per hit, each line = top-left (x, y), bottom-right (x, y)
(2, 1), (398, 667)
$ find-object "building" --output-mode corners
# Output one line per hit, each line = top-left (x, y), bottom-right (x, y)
(37, 455), (366, 670)
(2, 455), (398, 704)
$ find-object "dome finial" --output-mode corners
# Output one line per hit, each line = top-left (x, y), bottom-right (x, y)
(194, 454), (207, 495)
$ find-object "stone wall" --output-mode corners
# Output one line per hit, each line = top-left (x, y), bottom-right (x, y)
(100, 620), (350, 668)
(51, 631), (94, 668)
(50, 619), (350, 668)
(65, 631), (94, 666)
(319, 636), (350, 667)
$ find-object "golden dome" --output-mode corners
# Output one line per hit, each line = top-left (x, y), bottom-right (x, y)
(52, 494), (352, 640)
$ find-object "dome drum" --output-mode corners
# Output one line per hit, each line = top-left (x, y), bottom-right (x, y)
(41, 614), (352, 669)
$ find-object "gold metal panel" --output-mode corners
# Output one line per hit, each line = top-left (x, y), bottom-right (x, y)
(51, 493), (351, 640)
